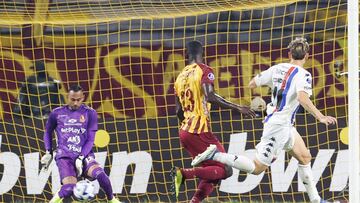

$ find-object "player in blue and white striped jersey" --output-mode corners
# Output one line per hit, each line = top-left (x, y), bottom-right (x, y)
(191, 37), (337, 203)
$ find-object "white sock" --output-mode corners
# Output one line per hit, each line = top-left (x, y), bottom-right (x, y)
(212, 152), (255, 173)
(298, 163), (321, 203)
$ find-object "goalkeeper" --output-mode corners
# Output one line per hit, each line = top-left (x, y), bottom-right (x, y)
(41, 85), (120, 203)
(191, 37), (337, 203)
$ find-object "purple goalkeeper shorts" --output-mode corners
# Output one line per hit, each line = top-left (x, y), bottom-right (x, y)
(55, 154), (99, 183)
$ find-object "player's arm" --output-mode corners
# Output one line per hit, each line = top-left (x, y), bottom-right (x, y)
(296, 72), (337, 126)
(44, 111), (57, 152)
(202, 83), (256, 117)
(248, 78), (258, 89)
(249, 66), (275, 89)
(199, 64), (255, 117)
(81, 110), (98, 158)
(41, 111), (57, 170)
(297, 91), (337, 126)
(175, 96), (185, 121)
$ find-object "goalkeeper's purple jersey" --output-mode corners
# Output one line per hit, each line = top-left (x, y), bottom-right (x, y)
(44, 104), (98, 159)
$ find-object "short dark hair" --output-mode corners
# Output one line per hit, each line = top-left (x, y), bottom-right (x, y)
(186, 40), (203, 60)
(287, 37), (309, 60)
(69, 84), (83, 92)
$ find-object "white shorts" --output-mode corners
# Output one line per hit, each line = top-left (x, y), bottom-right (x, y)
(255, 123), (296, 166)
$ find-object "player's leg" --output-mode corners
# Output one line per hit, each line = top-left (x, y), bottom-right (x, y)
(192, 145), (259, 174)
(50, 158), (77, 203)
(287, 128), (321, 203)
(192, 124), (294, 175)
(171, 164), (232, 199)
(171, 130), (231, 198)
(180, 131), (232, 179)
(190, 179), (217, 203)
(192, 125), (288, 175)
(250, 124), (294, 174)
(176, 165), (229, 181)
(84, 156), (121, 203)
(57, 176), (77, 197)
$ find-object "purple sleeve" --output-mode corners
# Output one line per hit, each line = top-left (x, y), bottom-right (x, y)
(44, 111), (57, 152)
(81, 110), (98, 157)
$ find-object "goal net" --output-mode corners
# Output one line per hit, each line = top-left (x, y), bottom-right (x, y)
(0, 0), (348, 202)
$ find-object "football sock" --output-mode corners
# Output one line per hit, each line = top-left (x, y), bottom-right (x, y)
(92, 167), (114, 200)
(181, 166), (226, 180)
(212, 152), (255, 173)
(298, 163), (321, 202)
(190, 180), (214, 203)
(58, 183), (75, 198)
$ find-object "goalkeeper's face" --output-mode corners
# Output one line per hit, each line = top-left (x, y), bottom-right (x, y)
(68, 90), (84, 110)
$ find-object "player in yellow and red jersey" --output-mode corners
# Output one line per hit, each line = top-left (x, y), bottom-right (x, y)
(171, 41), (256, 202)
(174, 56), (213, 134)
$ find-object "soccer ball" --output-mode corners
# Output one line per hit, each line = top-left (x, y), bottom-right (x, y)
(73, 180), (96, 201)
(250, 96), (266, 112)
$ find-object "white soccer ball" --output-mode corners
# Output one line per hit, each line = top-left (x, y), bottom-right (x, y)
(73, 180), (96, 201)
(250, 96), (267, 112)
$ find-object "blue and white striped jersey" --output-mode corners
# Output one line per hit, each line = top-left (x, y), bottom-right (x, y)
(254, 63), (312, 126)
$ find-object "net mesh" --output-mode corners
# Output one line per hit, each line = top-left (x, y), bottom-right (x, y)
(0, 0), (348, 202)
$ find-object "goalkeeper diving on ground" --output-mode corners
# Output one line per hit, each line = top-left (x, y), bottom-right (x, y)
(191, 37), (337, 203)
(40, 85), (121, 203)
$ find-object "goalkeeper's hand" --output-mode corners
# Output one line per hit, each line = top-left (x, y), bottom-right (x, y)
(40, 151), (53, 171)
(75, 155), (84, 177)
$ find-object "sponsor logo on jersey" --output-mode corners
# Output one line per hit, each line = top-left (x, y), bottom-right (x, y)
(273, 78), (283, 84)
(67, 135), (81, 145)
(80, 115), (86, 123)
(207, 73), (215, 81)
(61, 127), (81, 134)
(275, 69), (287, 75)
(64, 118), (82, 126)
(67, 144), (82, 153)
(67, 119), (77, 123)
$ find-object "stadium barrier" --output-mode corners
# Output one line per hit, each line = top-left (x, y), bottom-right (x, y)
(0, 113), (348, 202)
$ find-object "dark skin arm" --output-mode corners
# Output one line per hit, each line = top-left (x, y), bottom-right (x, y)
(175, 96), (185, 121)
(202, 83), (256, 117)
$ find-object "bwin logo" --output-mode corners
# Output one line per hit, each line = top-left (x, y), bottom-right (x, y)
(67, 119), (77, 123)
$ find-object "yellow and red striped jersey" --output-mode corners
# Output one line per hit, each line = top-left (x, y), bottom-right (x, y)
(174, 63), (215, 133)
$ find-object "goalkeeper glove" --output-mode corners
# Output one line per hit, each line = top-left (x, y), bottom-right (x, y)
(40, 151), (53, 171)
(75, 155), (84, 177)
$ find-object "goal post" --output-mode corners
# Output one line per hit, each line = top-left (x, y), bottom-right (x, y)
(0, 1), (351, 202)
(347, 0), (360, 202)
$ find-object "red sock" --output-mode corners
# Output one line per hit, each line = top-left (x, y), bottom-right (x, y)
(181, 166), (226, 180)
(190, 180), (214, 203)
